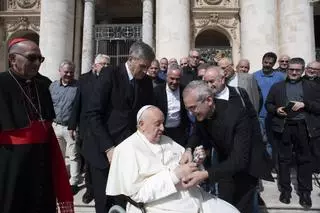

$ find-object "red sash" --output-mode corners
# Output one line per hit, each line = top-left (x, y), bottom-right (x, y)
(0, 121), (74, 213)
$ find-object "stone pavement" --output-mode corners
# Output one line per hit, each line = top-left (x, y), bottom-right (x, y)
(73, 175), (320, 213)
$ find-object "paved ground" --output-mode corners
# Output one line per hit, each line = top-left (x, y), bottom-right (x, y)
(73, 174), (320, 213)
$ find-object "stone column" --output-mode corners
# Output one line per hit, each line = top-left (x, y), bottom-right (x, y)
(0, 20), (5, 71)
(240, 0), (278, 72)
(156, 0), (190, 60)
(142, 0), (154, 48)
(81, 0), (95, 74)
(39, 0), (75, 81)
(279, 0), (315, 63)
(73, 0), (84, 79)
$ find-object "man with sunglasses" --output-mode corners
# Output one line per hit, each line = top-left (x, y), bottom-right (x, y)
(85, 41), (155, 213)
(0, 38), (74, 213)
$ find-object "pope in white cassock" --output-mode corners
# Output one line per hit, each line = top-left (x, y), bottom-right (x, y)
(106, 105), (240, 213)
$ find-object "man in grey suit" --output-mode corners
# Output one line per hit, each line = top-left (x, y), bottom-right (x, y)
(219, 58), (261, 113)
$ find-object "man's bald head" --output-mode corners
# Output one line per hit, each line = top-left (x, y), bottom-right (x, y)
(8, 39), (43, 79)
(306, 60), (320, 78)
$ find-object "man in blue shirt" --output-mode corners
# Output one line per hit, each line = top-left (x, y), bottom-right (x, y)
(254, 52), (285, 165)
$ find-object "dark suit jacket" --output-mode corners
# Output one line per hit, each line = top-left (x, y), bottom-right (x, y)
(153, 84), (189, 143)
(265, 79), (320, 137)
(85, 64), (154, 169)
(68, 71), (98, 140)
(188, 86), (273, 182)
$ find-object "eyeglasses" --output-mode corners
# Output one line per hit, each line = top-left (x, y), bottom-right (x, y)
(280, 60), (289, 63)
(307, 66), (320, 71)
(288, 68), (303, 72)
(12, 52), (45, 63)
(180, 63), (188, 66)
(186, 98), (206, 112)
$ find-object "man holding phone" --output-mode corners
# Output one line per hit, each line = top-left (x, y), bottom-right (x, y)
(265, 58), (320, 209)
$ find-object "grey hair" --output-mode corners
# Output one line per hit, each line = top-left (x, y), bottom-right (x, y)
(189, 49), (199, 56)
(94, 54), (110, 64)
(168, 63), (181, 72)
(129, 41), (155, 61)
(59, 59), (75, 70)
(183, 80), (214, 102)
(205, 66), (225, 78)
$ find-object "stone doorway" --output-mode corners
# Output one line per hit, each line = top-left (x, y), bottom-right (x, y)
(195, 29), (231, 64)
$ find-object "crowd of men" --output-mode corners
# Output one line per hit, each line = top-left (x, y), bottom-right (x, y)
(0, 38), (319, 213)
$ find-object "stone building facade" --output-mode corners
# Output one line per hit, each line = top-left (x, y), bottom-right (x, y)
(0, 0), (319, 80)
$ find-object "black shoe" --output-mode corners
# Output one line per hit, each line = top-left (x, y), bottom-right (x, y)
(279, 191), (291, 204)
(82, 190), (94, 204)
(299, 192), (312, 209)
(71, 185), (79, 195)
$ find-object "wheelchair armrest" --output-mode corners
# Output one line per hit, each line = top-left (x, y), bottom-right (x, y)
(119, 194), (146, 213)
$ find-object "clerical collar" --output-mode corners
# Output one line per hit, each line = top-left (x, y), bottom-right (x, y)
(215, 86), (229, 101)
(286, 77), (302, 84)
(136, 130), (163, 156)
(125, 62), (134, 81)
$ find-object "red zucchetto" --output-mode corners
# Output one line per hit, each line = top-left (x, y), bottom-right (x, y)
(8, 38), (28, 50)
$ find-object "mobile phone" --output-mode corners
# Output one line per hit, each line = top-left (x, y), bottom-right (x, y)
(283, 102), (295, 113)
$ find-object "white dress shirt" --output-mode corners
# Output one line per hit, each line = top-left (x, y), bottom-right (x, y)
(125, 62), (134, 81)
(165, 85), (181, 128)
(215, 86), (230, 101)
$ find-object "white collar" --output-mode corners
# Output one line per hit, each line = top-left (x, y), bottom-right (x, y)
(125, 62), (134, 81)
(215, 86), (229, 101)
(136, 130), (162, 156)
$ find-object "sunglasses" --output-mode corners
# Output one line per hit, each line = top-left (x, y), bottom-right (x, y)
(12, 52), (45, 63)
(280, 60), (289, 63)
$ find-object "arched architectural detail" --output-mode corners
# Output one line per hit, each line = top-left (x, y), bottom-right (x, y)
(195, 25), (233, 46)
(4, 17), (40, 39)
(191, 0), (240, 63)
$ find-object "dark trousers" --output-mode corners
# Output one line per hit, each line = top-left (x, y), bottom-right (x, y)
(218, 172), (258, 213)
(165, 125), (187, 147)
(277, 120), (312, 194)
(84, 160), (93, 194)
(310, 136), (320, 173)
(90, 165), (114, 213)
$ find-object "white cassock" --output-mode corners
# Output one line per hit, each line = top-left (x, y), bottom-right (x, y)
(106, 131), (240, 213)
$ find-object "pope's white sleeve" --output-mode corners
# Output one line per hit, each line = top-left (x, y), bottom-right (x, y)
(130, 169), (178, 203)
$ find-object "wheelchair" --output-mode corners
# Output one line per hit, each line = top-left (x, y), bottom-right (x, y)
(108, 195), (146, 213)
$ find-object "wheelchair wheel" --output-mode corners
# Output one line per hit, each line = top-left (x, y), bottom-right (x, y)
(108, 205), (126, 213)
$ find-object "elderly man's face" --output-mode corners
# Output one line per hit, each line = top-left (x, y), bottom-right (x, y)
(189, 51), (200, 67)
(184, 91), (214, 122)
(59, 64), (75, 84)
(278, 56), (289, 69)
(147, 62), (160, 78)
(180, 58), (189, 68)
(237, 61), (250, 73)
(287, 63), (303, 81)
(160, 59), (168, 70)
(305, 62), (320, 78)
(167, 69), (181, 91)
(140, 108), (165, 144)
(94, 57), (109, 72)
(129, 58), (151, 79)
(9, 41), (44, 79)
(203, 70), (225, 95)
